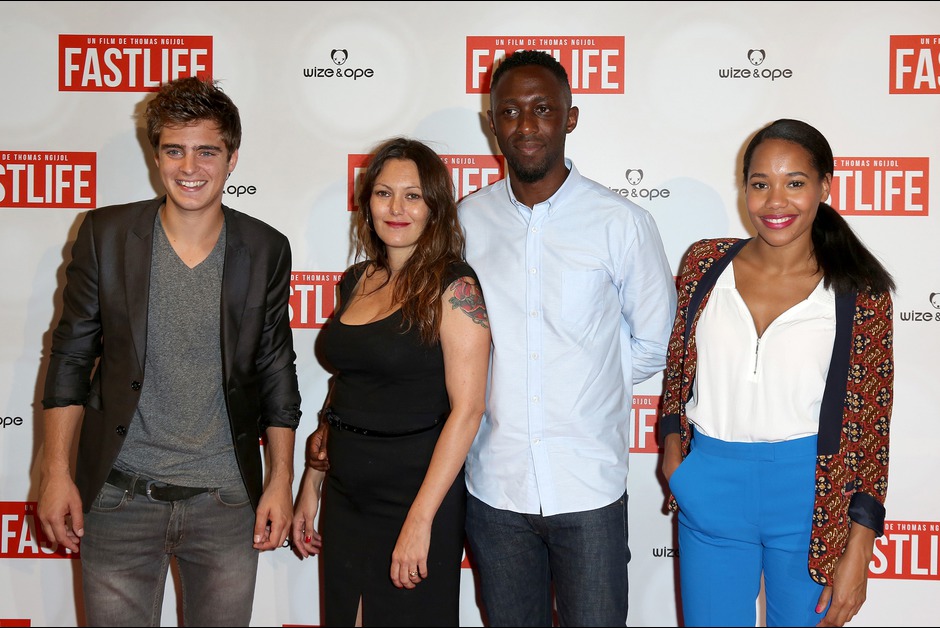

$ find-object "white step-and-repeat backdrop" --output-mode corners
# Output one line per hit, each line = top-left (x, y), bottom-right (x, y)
(1, 2), (937, 626)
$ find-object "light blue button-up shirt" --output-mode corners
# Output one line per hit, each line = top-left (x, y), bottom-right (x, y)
(458, 159), (676, 516)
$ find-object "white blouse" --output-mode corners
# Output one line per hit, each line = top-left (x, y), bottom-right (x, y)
(687, 261), (837, 443)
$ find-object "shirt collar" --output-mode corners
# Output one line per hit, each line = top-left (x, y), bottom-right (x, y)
(504, 158), (579, 217)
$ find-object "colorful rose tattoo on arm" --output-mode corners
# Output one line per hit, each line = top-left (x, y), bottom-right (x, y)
(449, 277), (489, 329)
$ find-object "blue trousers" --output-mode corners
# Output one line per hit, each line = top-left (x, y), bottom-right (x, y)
(80, 479), (259, 627)
(670, 429), (826, 627)
(465, 492), (629, 627)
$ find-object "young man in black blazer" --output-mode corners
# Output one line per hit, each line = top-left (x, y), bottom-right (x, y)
(38, 76), (302, 626)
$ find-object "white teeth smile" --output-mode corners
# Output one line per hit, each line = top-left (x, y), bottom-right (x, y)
(765, 216), (791, 224)
(178, 180), (204, 188)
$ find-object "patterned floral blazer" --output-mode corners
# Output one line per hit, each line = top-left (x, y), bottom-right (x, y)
(660, 238), (894, 585)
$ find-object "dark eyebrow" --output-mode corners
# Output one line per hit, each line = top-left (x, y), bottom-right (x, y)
(159, 143), (223, 152)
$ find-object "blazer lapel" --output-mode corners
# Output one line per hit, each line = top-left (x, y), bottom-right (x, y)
(817, 291), (856, 455)
(125, 199), (161, 372)
(685, 239), (749, 345)
(221, 206), (249, 377)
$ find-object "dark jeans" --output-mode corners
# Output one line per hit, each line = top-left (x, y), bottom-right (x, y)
(465, 492), (630, 627)
(80, 480), (258, 627)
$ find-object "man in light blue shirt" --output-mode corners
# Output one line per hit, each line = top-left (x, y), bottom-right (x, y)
(458, 50), (676, 626)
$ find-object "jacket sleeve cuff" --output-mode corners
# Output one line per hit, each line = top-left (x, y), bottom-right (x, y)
(659, 413), (681, 445)
(260, 406), (302, 431)
(41, 397), (87, 409)
(848, 491), (887, 537)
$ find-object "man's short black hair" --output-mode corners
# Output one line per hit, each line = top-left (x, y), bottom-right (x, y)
(489, 50), (572, 106)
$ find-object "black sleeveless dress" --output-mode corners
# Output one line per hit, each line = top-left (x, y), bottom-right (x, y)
(318, 261), (474, 627)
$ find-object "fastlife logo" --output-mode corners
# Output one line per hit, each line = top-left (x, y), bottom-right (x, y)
(0, 502), (77, 558)
(630, 395), (660, 454)
(465, 36), (625, 94)
(289, 272), (345, 330)
(59, 34), (212, 91)
(890, 35), (940, 94)
(831, 157), (929, 215)
(0, 151), (96, 209)
(871, 520), (940, 579)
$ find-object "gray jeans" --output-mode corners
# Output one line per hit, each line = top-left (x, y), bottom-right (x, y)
(80, 479), (258, 626)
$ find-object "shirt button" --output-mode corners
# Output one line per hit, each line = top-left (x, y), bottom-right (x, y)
(529, 310), (537, 317)
(529, 267), (537, 274)
(131, 381), (141, 391)
(531, 353), (539, 360)
(115, 425), (127, 436)
(531, 395), (540, 403)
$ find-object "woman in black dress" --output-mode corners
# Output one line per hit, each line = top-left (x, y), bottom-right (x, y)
(291, 137), (491, 626)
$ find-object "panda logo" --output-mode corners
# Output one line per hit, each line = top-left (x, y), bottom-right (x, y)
(331, 49), (348, 65)
(747, 49), (765, 66)
(625, 169), (643, 185)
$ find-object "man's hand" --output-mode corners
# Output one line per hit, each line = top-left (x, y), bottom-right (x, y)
(38, 406), (85, 553)
(254, 426), (295, 551)
(37, 473), (84, 553)
(253, 477), (292, 551)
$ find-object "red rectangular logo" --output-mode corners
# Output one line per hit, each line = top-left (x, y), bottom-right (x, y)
(289, 272), (345, 329)
(466, 36), (625, 94)
(59, 34), (212, 91)
(631, 395), (661, 454)
(831, 157), (929, 215)
(890, 35), (940, 94)
(870, 520), (940, 579)
(0, 501), (77, 558)
(347, 153), (503, 213)
(0, 151), (96, 209)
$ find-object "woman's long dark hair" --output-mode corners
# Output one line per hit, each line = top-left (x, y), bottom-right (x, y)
(742, 119), (895, 295)
(355, 137), (465, 344)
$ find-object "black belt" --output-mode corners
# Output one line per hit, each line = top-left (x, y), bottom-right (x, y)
(324, 408), (441, 438)
(106, 468), (214, 502)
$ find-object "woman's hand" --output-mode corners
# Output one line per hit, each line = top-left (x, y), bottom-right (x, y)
(291, 466), (324, 559)
(661, 433), (682, 482)
(816, 524), (876, 626)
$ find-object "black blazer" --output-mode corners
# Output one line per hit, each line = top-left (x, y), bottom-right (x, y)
(42, 197), (302, 512)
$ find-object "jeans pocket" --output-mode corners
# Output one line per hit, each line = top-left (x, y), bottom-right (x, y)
(213, 482), (251, 508)
(93, 481), (130, 512)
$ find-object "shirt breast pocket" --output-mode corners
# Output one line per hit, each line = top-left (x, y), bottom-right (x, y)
(561, 269), (608, 326)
